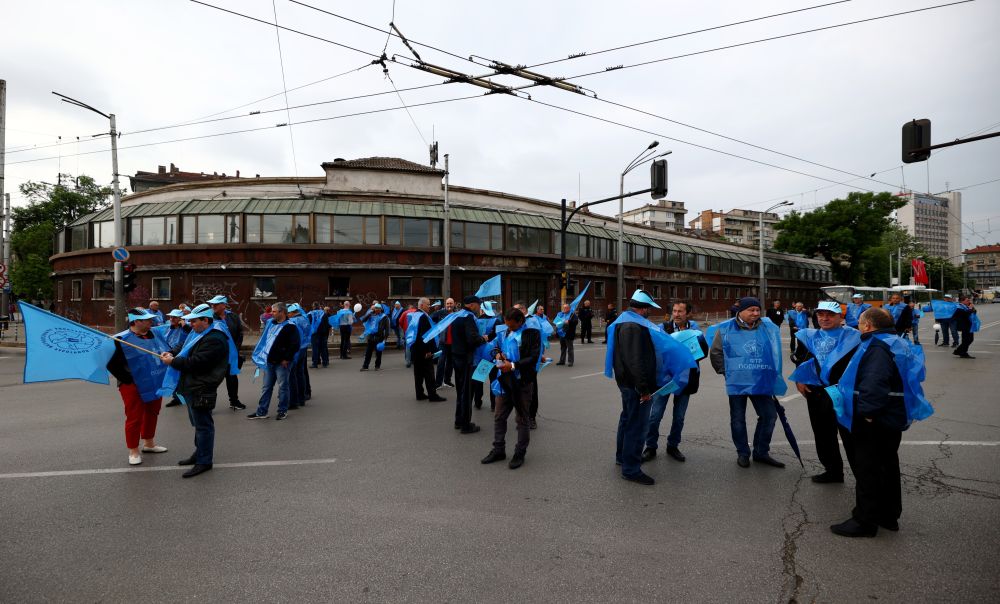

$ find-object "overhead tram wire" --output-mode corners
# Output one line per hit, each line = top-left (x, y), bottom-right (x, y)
(270, 0), (303, 182)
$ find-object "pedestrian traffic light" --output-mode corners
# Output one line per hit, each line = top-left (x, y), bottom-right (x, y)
(902, 119), (931, 163)
(123, 263), (137, 293)
(650, 159), (668, 199)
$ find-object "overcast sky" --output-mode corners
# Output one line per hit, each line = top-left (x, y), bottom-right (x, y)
(3, 0), (998, 250)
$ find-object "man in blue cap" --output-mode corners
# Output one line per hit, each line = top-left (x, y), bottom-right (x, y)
(286, 303), (312, 407)
(207, 295), (246, 411)
(845, 293), (871, 329)
(451, 295), (490, 434)
(360, 303), (390, 371)
(710, 296), (787, 469)
(248, 302), (300, 420)
(159, 304), (230, 477)
(790, 300), (861, 483)
(157, 308), (192, 408)
(607, 289), (694, 486)
(472, 301), (502, 409)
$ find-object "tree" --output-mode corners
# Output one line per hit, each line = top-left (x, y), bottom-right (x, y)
(920, 256), (967, 293)
(773, 191), (906, 283)
(9, 175), (112, 299)
(860, 224), (923, 287)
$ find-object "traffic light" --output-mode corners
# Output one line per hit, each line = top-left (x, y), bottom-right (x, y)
(650, 159), (668, 199)
(123, 263), (137, 293)
(902, 119), (931, 163)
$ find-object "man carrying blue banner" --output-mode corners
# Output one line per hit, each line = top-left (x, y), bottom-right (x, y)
(407, 298), (445, 402)
(332, 301), (356, 359)
(158, 304), (230, 478)
(606, 290), (696, 486)
(359, 303), (390, 371)
(286, 303), (312, 407)
(424, 295), (490, 433)
(787, 302), (810, 357)
(709, 297), (788, 469)
(926, 294), (959, 347)
(247, 302), (300, 421)
(155, 308), (192, 407)
(554, 303), (579, 367)
(789, 300), (861, 484)
(207, 295), (246, 411)
(845, 293), (871, 329)
(952, 295), (978, 359)
(642, 301), (706, 464)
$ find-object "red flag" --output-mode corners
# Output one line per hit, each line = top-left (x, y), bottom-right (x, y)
(911, 259), (929, 285)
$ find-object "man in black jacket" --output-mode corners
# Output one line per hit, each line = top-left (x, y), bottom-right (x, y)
(831, 308), (906, 538)
(952, 296), (977, 359)
(360, 304), (390, 371)
(433, 298), (455, 388)
(247, 302), (300, 421)
(766, 300), (786, 327)
(611, 290), (660, 485)
(601, 303), (618, 343)
(160, 306), (230, 478)
(556, 303), (579, 366)
(578, 300), (594, 344)
(410, 297), (446, 402)
(451, 295), (490, 434)
(208, 295), (246, 411)
(481, 308), (542, 469)
(642, 302), (706, 463)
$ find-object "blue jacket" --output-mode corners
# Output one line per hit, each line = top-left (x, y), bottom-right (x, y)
(854, 328), (907, 430)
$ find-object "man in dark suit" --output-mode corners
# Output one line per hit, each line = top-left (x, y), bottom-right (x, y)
(410, 297), (446, 402)
(766, 300), (786, 327)
(578, 300), (595, 344)
(952, 296), (977, 359)
(450, 295), (490, 434)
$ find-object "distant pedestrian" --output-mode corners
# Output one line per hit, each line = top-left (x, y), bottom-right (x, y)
(450, 295), (490, 434)
(434, 298), (456, 388)
(844, 293), (871, 329)
(765, 300), (785, 327)
(390, 301), (405, 349)
(787, 301), (809, 357)
(555, 303), (578, 366)
(148, 300), (164, 326)
(286, 303), (312, 407)
(334, 301), (355, 359)
(360, 304), (389, 371)
(247, 302), (299, 421)
(601, 303), (618, 343)
(207, 295), (246, 411)
(407, 298), (445, 402)
(952, 296), (978, 359)
(308, 303), (332, 368)
(579, 300), (594, 343)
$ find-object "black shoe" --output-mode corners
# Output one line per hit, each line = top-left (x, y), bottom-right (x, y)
(288, 404), (300, 410)
(309, 365), (318, 369)
(229, 401), (246, 411)
(360, 367), (369, 371)
(182, 464), (212, 478)
(178, 455), (196, 466)
(666, 446), (686, 462)
(509, 452), (525, 469)
(454, 423), (462, 430)
(830, 517), (877, 538)
(474, 400), (483, 409)
(444, 382), (455, 388)
(428, 395), (447, 402)
(958, 354), (975, 359)
(587, 340), (594, 343)
(878, 519), (900, 532)
(165, 399), (181, 407)
(276, 412), (288, 421)
(568, 363), (573, 367)
(811, 471), (845, 484)
(247, 413), (268, 419)
(460, 423), (481, 434)
(556, 362), (565, 366)
(529, 418), (538, 430)
(622, 472), (655, 486)
(753, 454), (786, 468)
(737, 455), (751, 468)
(416, 394), (429, 400)
(481, 450), (506, 464)
(641, 448), (657, 463)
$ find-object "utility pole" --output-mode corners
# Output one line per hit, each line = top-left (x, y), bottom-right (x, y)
(52, 92), (125, 330)
(443, 153), (451, 299)
(759, 202), (792, 301)
(0, 80), (9, 318)
(897, 247), (902, 288)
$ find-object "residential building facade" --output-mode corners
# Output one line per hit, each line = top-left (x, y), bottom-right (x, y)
(689, 208), (781, 247)
(964, 244), (1000, 289)
(896, 191), (963, 264)
(619, 199), (687, 231)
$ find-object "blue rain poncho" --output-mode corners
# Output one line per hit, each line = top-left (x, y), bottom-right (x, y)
(788, 326), (861, 387)
(709, 318), (786, 396)
(604, 310), (696, 394)
(114, 329), (170, 402)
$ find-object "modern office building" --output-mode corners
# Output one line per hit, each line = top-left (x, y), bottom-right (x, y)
(896, 191), (963, 264)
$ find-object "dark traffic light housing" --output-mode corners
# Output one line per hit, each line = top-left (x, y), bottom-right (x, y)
(902, 119), (931, 163)
(650, 159), (668, 199)
(123, 263), (137, 293)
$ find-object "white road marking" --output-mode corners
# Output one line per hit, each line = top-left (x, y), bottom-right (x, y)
(774, 441), (999, 447)
(778, 393), (802, 402)
(571, 371), (606, 379)
(0, 457), (339, 480)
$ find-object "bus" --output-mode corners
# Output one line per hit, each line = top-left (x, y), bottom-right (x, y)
(821, 285), (943, 308)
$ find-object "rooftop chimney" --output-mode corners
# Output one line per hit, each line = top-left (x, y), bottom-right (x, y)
(236, 170), (240, 178)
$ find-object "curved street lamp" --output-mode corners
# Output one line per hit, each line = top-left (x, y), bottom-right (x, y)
(760, 201), (793, 301)
(618, 141), (670, 307)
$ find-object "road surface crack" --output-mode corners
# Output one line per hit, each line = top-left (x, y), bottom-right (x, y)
(901, 426), (1000, 501)
(780, 472), (817, 604)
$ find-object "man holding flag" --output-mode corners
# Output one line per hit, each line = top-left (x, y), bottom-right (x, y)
(407, 298), (445, 402)
(360, 303), (390, 371)
(155, 309), (192, 408)
(106, 307), (172, 466)
(555, 303), (579, 367)
(159, 304), (230, 478)
(606, 290), (696, 485)
(207, 295), (246, 411)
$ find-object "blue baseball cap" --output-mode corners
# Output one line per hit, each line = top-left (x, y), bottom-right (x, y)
(182, 303), (214, 321)
(166, 309), (185, 318)
(629, 289), (661, 309)
(482, 301), (497, 317)
(287, 303), (303, 314)
(127, 307), (158, 322)
(816, 301), (843, 314)
(207, 295), (228, 304)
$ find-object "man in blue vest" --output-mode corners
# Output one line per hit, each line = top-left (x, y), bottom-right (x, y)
(159, 308), (192, 408)
(642, 301), (707, 463)
(390, 301), (404, 349)
(247, 302), (300, 421)
(787, 301), (810, 357)
(844, 293), (871, 329)
(408, 297), (446, 402)
(207, 295), (246, 411)
(607, 290), (695, 486)
(360, 303), (390, 371)
(555, 303), (578, 367)
(710, 296), (788, 469)
(159, 305), (230, 478)
(934, 294), (960, 347)
(952, 296), (978, 359)
(148, 300), (165, 326)
(308, 302), (332, 368)
(286, 303), (312, 407)
(450, 295), (491, 434)
(790, 300), (861, 483)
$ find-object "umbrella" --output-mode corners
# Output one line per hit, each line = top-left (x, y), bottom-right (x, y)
(773, 397), (804, 467)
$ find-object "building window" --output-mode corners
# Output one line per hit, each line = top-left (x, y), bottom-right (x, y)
(93, 277), (113, 300)
(712, 287), (719, 300)
(226, 214), (242, 243)
(511, 279), (547, 308)
(151, 277), (171, 299)
(594, 281), (605, 298)
(651, 247), (664, 266)
(696, 255), (708, 271)
(652, 285), (661, 299)
(403, 219), (431, 247)
(127, 217), (140, 246)
(263, 215), (292, 243)
(95, 221), (115, 248)
(424, 277), (443, 297)
(292, 215), (310, 243)
(685, 286), (693, 300)
(724, 287), (731, 300)
(364, 216), (381, 244)
(142, 216), (165, 246)
(246, 215), (262, 243)
(328, 277), (350, 297)
(390, 277), (412, 297)
(334, 216), (364, 244)
(667, 250), (680, 267)
(253, 276), (276, 299)
(670, 285), (678, 299)
(165, 217), (178, 245)
(451, 222), (465, 248)
(57, 281), (64, 302)
(71, 279), (83, 301)
(70, 225), (88, 251)
(682, 253), (695, 269)
(490, 224), (503, 250)
(182, 216), (196, 244)
(699, 286), (707, 300)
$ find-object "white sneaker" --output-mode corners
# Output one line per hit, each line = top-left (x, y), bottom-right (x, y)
(128, 454), (142, 466)
(142, 445), (168, 453)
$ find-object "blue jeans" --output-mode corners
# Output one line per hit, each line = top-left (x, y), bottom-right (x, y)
(256, 363), (291, 415)
(728, 394), (777, 458)
(616, 386), (652, 477)
(645, 393), (691, 450)
(186, 403), (215, 465)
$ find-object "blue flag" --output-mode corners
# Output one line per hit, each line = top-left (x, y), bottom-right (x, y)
(19, 302), (117, 385)
(475, 274), (502, 299)
(569, 281), (591, 314)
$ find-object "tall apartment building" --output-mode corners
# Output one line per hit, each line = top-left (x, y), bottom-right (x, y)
(896, 191), (962, 264)
(688, 208), (781, 247)
(964, 244), (1000, 289)
(619, 199), (687, 231)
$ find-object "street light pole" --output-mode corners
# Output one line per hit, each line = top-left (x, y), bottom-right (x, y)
(618, 141), (665, 308)
(52, 92), (126, 330)
(759, 201), (792, 301)
(443, 153), (451, 299)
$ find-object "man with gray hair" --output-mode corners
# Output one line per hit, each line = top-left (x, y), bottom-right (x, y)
(248, 302), (300, 421)
(409, 298), (445, 402)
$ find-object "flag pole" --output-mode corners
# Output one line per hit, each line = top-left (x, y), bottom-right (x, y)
(109, 335), (162, 358)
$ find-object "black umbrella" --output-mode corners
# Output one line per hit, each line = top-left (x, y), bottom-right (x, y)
(773, 397), (804, 467)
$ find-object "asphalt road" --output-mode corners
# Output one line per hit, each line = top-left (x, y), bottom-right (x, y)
(1, 307), (998, 603)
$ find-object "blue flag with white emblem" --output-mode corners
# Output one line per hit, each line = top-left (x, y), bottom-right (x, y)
(19, 301), (117, 385)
